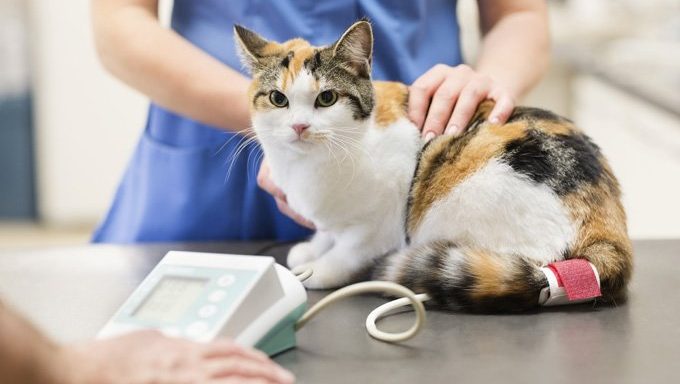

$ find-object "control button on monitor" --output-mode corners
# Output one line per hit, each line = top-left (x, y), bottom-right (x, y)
(185, 321), (209, 337)
(209, 290), (227, 303)
(217, 274), (235, 287)
(198, 305), (218, 318)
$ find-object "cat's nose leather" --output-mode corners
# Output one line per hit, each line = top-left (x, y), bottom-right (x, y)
(292, 123), (310, 136)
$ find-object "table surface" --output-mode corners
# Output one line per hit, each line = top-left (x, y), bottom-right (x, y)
(0, 240), (679, 384)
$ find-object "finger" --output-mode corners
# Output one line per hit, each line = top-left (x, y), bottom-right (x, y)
(256, 159), (269, 186)
(257, 165), (286, 200)
(276, 198), (315, 229)
(203, 341), (271, 364)
(421, 76), (466, 140)
(205, 358), (295, 384)
(445, 80), (491, 136)
(488, 92), (515, 124)
(407, 64), (449, 130)
(292, 214), (315, 229)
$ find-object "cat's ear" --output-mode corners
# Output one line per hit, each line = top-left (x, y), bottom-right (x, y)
(333, 20), (373, 78)
(233, 24), (274, 73)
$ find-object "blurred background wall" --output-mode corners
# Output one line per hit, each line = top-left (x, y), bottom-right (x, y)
(1, 0), (679, 248)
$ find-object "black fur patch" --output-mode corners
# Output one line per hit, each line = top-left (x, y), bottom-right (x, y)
(557, 133), (604, 186)
(419, 242), (452, 307)
(503, 130), (554, 184)
(502, 130), (603, 195)
(280, 52), (292, 68)
(304, 51), (322, 73)
(342, 92), (372, 119)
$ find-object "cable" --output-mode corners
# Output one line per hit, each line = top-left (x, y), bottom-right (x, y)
(292, 270), (429, 343)
(366, 293), (431, 339)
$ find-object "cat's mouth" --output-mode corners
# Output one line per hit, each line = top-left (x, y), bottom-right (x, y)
(290, 136), (311, 144)
(289, 133), (323, 145)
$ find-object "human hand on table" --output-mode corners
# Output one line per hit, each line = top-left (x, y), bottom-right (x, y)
(258, 159), (315, 230)
(408, 64), (516, 141)
(61, 330), (295, 384)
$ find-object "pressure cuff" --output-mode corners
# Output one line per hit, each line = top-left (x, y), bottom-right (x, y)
(538, 259), (601, 306)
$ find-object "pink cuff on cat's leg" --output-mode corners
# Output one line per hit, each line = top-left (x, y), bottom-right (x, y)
(538, 259), (601, 306)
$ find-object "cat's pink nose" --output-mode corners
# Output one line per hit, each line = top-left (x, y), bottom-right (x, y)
(292, 123), (310, 136)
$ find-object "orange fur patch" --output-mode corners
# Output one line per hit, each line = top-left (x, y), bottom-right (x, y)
(466, 249), (512, 298)
(373, 81), (409, 127)
(562, 171), (633, 300)
(276, 39), (317, 91)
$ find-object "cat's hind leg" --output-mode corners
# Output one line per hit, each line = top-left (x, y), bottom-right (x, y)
(287, 231), (334, 269)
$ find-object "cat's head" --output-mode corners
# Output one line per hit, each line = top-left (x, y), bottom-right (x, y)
(234, 21), (374, 158)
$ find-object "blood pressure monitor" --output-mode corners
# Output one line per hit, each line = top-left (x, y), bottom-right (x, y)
(98, 251), (307, 356)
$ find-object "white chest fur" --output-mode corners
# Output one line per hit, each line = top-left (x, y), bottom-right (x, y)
(270, 118), (421, 236)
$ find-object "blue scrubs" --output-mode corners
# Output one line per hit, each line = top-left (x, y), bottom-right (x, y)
(93, 0), (462, 243)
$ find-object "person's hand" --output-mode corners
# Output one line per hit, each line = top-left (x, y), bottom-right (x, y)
(60, 330), (295, 384)
(258, 159), (315, 229)
(408, 64), (516, 140)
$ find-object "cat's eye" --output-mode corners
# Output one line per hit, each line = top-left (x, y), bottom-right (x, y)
(316, 90), (338, 108)
(269, 90), (289, 107)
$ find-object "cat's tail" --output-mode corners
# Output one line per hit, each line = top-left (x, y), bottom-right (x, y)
(374, 240), (631, 312)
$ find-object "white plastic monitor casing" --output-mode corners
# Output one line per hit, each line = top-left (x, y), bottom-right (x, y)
(97, 251), (307, 349)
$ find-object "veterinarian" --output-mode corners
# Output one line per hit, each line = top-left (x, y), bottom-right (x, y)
(91, 0), (549, 242)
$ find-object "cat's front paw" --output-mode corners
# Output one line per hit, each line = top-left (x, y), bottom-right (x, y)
(287, 241), (319, 269)
(299, 257), (355, 290)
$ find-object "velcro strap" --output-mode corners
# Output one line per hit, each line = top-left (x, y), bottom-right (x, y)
(547, 259), (601, 301)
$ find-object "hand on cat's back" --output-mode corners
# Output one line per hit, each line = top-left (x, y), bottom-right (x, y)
(257, 159), (316, 229)
(408, 64), (516, 141)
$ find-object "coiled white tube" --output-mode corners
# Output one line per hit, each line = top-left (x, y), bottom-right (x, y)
(292, 268), (429, 343)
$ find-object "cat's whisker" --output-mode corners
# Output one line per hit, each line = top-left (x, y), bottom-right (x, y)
(214, 127), (256, 157)
(322, 137), (343, 173)
(224, 134), (261, 183)
(327, 135), (358, 187)
(250, 149), (266, 183)
(332, 133), (376, 165)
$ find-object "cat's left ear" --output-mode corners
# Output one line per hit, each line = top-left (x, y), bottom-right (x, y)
(233, 24), (277, 73)
(333, 20), (373, 78)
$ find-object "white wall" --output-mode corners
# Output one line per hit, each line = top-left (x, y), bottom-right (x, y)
(28, 0), (150, 225)
(573, 76), (680, 239)
(0, 0), (29, 97)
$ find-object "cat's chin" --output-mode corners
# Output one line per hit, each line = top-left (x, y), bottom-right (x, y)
(266, 140), (322, 159)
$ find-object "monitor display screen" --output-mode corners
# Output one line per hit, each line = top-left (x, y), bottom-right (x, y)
(133, 276), (209, 323)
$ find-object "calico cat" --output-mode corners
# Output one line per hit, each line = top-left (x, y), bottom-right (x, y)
(234, 20), (632, 312)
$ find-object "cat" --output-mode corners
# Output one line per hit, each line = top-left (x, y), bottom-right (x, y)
(234, 20), (632, 312)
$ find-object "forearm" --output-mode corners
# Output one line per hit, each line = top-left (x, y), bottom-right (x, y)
(91, 0), (251, 131)
(0, 301), (69, 384)
(475, 3), (550, 100)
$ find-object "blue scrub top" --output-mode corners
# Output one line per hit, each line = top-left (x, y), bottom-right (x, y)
(93, 0), (462, 243)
